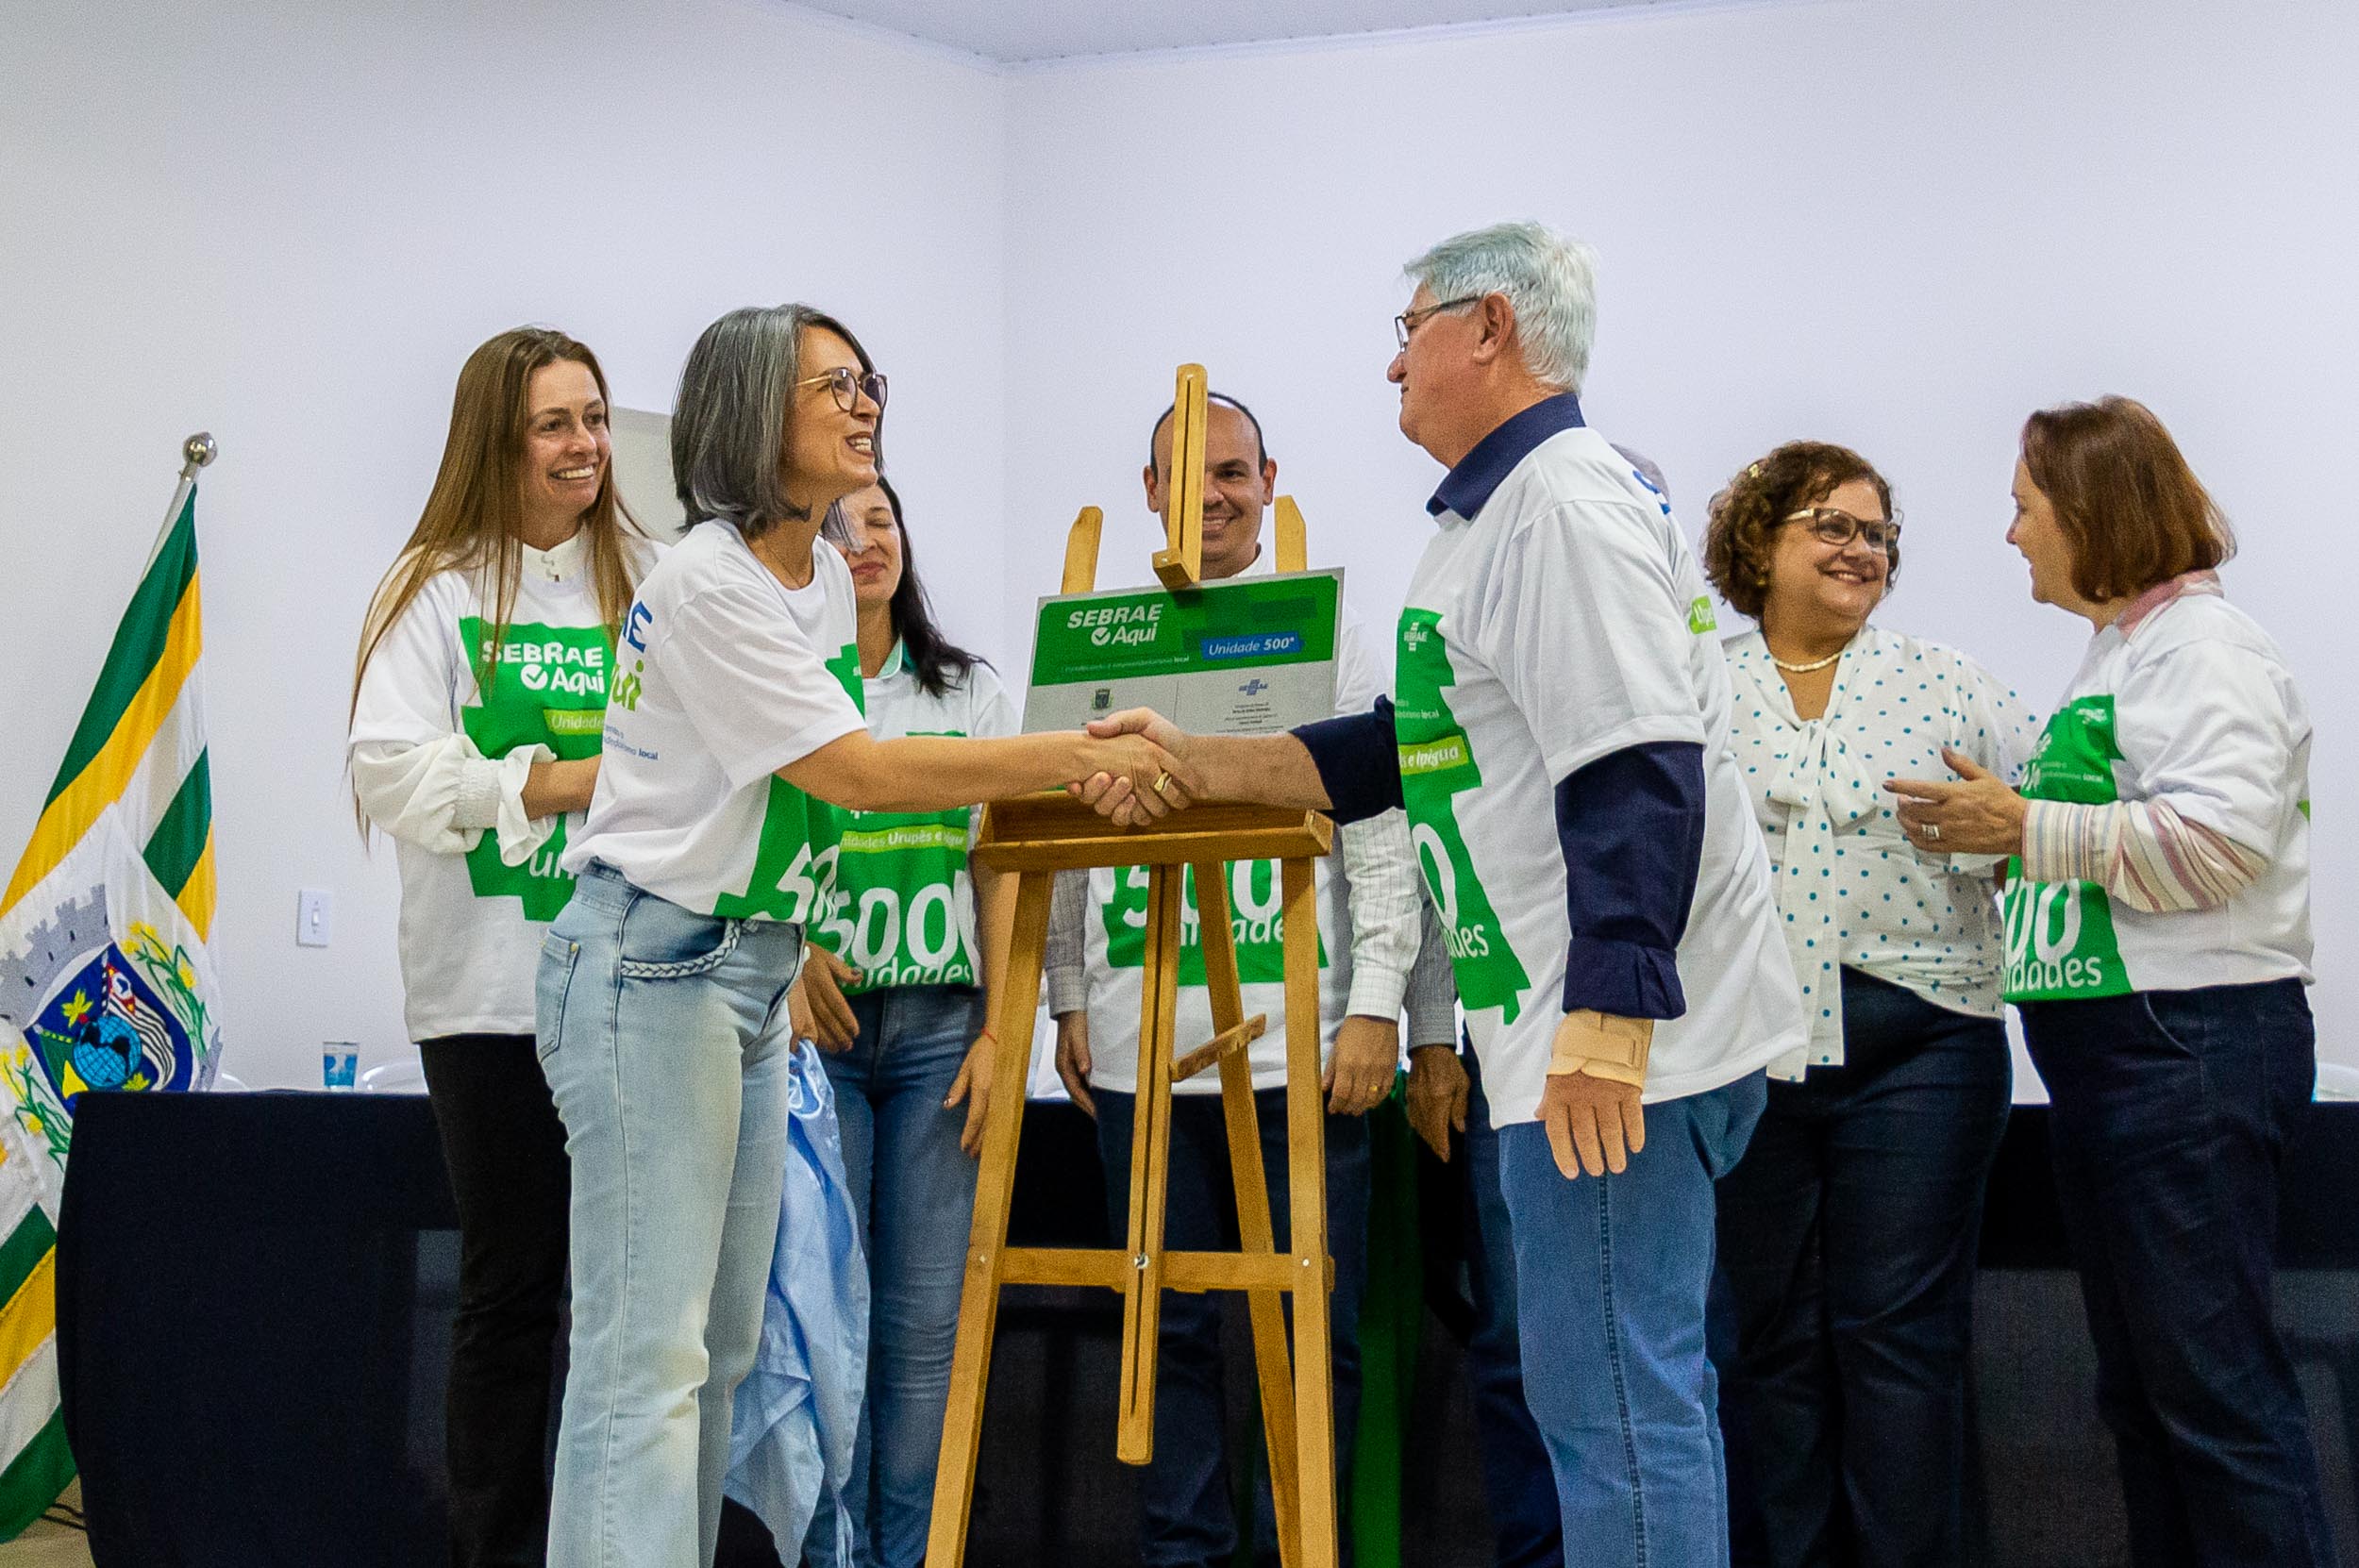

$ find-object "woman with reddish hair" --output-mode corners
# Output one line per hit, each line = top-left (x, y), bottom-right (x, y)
(1888, 397), (2333, 1568)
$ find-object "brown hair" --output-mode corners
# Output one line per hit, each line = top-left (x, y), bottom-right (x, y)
(351, 327), (647, 826)
(2019, 396), (2234, 603)
(1703, 441), (1897, 621)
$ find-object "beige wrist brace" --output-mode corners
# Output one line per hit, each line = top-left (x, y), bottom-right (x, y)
(1547, 1009), (1653, 1088)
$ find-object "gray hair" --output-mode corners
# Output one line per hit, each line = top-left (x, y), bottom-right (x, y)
(1404, 221), (1599, 394)
(672, 302), (877, 541)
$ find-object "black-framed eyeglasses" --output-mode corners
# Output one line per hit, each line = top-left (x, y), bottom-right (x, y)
(1394, 295), (1482, 351)
(795, 365), (888, 413)
(1782, 508), (1902, 553)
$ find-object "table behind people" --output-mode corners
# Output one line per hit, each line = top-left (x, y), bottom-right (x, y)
(1044, 390), (1430, 1568)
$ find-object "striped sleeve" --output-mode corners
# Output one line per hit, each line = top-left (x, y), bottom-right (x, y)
(2021, 797), (2267, 913)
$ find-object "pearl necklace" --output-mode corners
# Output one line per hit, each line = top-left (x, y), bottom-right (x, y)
(1768, 636), (1854, 675)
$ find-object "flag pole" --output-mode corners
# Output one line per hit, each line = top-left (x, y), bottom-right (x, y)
(147, 431), (215, 570)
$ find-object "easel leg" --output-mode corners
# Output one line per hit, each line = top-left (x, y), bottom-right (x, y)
(1193, 861), (1302, 1568)
(925, 871), (1054, 1568)
(1281, 856), (1338, 1568)
(1117, 862), (1185, 1463)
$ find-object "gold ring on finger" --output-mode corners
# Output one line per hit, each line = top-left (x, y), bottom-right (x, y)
(1152, 772), (1172, 797)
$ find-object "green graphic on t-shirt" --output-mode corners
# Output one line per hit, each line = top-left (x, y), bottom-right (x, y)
(1099, 859), (1327, 986)
(820, 729), (980, 993)
(458, 616), (613, 921)
(713, 642), (865, 924)
(1395, 608), (1531, 1023)
(2002, 694), (2132, 1001)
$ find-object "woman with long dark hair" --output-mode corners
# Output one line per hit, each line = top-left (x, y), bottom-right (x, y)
(791, 475), (1014, 1567)
(349, 325), (656, 1567)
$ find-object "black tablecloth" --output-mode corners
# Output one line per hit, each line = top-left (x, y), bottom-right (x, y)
(55, 1091), (2359, 1567)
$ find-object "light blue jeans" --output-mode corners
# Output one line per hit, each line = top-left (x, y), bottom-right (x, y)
(1499, 1071), (1766, 1568)
(803, 983), (988, 1568)
(536, 863), (804, 1568)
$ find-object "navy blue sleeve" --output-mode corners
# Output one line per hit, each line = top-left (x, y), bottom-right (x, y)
(1291, 696), (1403, 825)
(1555, 741), (1706, 1019)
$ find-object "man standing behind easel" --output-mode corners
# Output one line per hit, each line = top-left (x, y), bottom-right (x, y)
(1045, 392), (1444, 1568)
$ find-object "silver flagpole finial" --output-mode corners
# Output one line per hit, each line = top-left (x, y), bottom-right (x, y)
(180, 432), (217, 476)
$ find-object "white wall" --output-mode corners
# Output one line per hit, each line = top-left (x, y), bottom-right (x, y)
(0, 0), (1007, 1086)
(1000, 0), (2359, 1075)
(8, 0), (2354, 1089)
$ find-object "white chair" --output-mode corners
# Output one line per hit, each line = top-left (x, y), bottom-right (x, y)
(360, 1057), (427, 1095)
(2314, 1062), (2359, 1102)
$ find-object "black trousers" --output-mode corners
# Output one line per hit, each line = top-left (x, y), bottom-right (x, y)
(1715, 969), (2012, 1568)
(2022, 979), (2337, 1568)
(419, 1033), (572, 1568)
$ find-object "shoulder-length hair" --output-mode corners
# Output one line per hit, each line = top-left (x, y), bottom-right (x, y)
(872, 475), (987, 699)
(1703, 441), (1897, 621)
(351, 325), (645, 761)
(2020, 396), (2234, 603)
(672, 303), (879, 542)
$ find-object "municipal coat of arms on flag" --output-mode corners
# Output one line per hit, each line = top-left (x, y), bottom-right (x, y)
(0, 475), (224, 1536)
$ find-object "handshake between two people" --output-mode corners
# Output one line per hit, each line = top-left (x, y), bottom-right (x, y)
(1066, 708), (1215, 826)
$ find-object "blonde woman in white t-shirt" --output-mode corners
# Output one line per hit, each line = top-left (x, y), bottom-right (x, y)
(537, 304), (1193, 1568)
(349, 326), (657, 1568)
(1701, 442), (2034, 1568)
(1887, 398), (2330, 1568)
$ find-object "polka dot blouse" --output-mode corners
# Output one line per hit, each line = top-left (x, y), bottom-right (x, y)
(1725, 625), (2039, 1080)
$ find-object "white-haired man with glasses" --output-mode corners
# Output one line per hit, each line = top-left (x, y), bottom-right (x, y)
(1080, 221), (1805, 1568)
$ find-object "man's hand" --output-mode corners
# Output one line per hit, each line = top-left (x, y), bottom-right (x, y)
(1404, 1043), (1470, 1160)
(1324, 1014), (1400, 1116)
(1055, 1012), (1096, 1117)
(945, 1032), (995, 1157)
(791, 947), (861, 1052)
(1538, 1070), (1645, 1179)
(1884, 746), (2029, 858)
(1072, 709), (1195, 827)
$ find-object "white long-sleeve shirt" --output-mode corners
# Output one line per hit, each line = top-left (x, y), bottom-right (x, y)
(349, 531), (655, 1040)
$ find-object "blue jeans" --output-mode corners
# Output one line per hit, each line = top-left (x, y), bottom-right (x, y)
(1460, 1043), (1565, 1568)
(1095, 1086), (1371, 1568)
(1714, 969), (2012, 1568)
(537, 864), (803, 1568)
(2021, 978), (2337, 1568)
(803, 984), (987, 1568)
(1500, 1071), (1766, 1568)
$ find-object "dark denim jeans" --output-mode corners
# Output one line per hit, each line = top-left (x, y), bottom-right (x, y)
(1500, 1070), (1767, 1568)
(2021, 977), (2337, 1568)
(1094, 1085), (1371, 1568)
(804, 984), (989, 1568)
(1460, 1043), (1566, 1568)
(1714, 968), (2012, 1568)
(418, 1033), (571, 1568)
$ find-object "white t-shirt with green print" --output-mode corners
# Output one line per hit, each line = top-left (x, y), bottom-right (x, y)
(2003, 590), (2312, 1002)
(350, 532), (660, 1040)
(564, 524), (868, 922)
(1396, 425), (1805, 1127)
(813, 643), (1018, 994)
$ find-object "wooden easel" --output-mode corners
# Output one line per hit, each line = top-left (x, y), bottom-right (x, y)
(925, 365), (1340, 1568)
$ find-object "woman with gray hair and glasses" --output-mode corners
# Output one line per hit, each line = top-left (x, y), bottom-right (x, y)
(535, 303), (1194, 1568)
(1704, 442), (2035, 1568)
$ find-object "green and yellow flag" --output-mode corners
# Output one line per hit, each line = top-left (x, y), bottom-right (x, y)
(0, 475), (225, 1537)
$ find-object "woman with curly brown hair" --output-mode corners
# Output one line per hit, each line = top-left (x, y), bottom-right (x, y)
(1703, 442), (2035, 1568)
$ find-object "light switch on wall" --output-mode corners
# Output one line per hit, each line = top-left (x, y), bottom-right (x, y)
(297, 888), (333, 948)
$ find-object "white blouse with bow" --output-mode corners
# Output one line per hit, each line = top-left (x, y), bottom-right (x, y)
(1725, 626), (2038, 1079)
